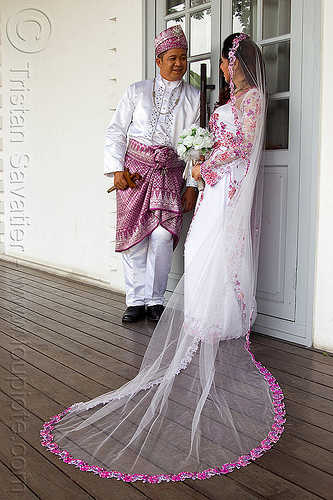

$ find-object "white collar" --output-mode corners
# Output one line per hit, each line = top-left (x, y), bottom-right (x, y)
(156, 73), (183, 89)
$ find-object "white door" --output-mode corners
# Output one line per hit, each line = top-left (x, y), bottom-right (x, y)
(147, 0), (319, 346)
(250, 0), (319, 346)
(242, 1), (301, 324)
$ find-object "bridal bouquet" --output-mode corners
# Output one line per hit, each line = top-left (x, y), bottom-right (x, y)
(177, 125), (214, 190)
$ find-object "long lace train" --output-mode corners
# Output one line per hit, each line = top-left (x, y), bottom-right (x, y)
(40, 275), (285, 482)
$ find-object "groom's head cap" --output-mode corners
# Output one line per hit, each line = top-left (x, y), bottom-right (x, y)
(155, 25), (188, 57)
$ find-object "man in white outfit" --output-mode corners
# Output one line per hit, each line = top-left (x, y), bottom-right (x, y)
(104, 26), (200, 322)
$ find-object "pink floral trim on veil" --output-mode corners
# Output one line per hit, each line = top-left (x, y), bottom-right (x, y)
(40, 337), (285, 483)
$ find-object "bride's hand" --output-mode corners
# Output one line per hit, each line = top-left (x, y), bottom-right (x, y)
(192, 163), (202, 181)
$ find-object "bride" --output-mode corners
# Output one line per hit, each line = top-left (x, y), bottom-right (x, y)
(41, 33), (285, 483)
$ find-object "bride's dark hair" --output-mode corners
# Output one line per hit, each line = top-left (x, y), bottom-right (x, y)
(217, 33), (265, 106)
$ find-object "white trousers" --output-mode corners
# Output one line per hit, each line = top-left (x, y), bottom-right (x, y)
(122, 225), (174, 307)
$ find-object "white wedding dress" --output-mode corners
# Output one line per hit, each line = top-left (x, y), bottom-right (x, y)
(185, 88), (262, 341)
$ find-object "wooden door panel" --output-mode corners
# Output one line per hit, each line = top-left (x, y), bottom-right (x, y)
(257, 166), (295, 320)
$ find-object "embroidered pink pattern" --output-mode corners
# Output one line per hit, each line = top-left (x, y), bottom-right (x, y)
(200, 33), (261, 203)
(154, 25), (188, 56)
(201, 89), (261, 192)
(116, 139), (184, 252)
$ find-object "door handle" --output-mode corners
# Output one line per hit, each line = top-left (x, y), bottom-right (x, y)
(200, 63), (216, 127)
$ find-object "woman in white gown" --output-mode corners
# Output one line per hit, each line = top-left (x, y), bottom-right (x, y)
(41, 33), (285, 483)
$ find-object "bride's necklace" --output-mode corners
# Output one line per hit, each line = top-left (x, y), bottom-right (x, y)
(234, 88), (251, 100)
(152, 77), (183, 115)
(234, 80), (249, 96)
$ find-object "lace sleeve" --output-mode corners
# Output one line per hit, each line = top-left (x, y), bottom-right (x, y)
(201, 90), (261, 187)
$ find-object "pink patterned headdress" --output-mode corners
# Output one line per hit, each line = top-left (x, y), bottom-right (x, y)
(228, 33), (248, 97)
(154, 26), (188, 57)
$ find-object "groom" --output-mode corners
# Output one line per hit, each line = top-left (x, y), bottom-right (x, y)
(104, 26), (200, 323)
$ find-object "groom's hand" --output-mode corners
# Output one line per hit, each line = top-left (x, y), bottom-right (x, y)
(182, 187), (198, 213)
(114, 171), (129, 190)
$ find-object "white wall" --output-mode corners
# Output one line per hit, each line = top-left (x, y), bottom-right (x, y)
(313, 0), (333, 351)
(1, 0), (142, 292)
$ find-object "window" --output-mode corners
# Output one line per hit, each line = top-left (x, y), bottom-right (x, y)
(232, 0), (291, 149)
(163, 0), (212, 88)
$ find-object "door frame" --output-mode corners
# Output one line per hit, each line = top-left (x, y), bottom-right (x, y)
(254, 0), (320, 347)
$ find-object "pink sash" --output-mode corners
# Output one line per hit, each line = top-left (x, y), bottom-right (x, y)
(115, 139), (184, 252)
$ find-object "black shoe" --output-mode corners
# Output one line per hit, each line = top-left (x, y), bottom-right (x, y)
(146, 305), (164, 322)
(122, 306), (146, 323)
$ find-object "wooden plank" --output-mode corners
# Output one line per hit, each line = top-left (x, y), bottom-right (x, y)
(1, 354), (329, 500)
(3, 336), (332, 479)
(5, 282), (333, 418)
(0, 270), (126, 314)
(0, 332), (110, 401)
(0, 325), (126, 392)
(284, 414), (333, 453)
(0, 363), (81, 423)
(0, 418), (95, 500)
(0, 312), (140, 382)
(248, 347), (333, 389)
(0, 460), (40, 500)
(1, 336), (330, 496)
(0, 283), (150, 352)
(0, 389), (269, 500)
(4, 308), (332, 445)
(273, 432), (333, 475)
(280, 382), (333, 415)
(4, 306), (331, 443)
(0, 261), (149, 340)
(0, 292), (147, 363)
(2, 290), (333, 403)
(0, 351), (87, 411)
(251, 333), (333, 366)
(2, 330), (262, 498)
(0, 260), (126, 303)
(3, 306), (332, 448)
(284, 399), (333, 432)
(254, 363), (333, 402)
(1, 354), (224, 500)
(251, 341), (333, 377)
(257, 447), (333, 499)
(228, 463), (324, 500)
(137, 477), (264, 500)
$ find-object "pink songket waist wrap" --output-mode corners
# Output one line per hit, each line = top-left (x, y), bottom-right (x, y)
(115, 139), (184, 252)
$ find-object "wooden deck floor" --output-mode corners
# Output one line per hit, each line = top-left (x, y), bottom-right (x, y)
(0, 259), (332, 500)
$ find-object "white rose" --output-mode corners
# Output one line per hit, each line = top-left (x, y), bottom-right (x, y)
(203, 135), (214, 148)
(192, 136), (205, 150)
(183, 135), (194, 147)
(181, 127), (192, 136)
(196, 127), (206, 136)
(177, 144), (187, 158)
